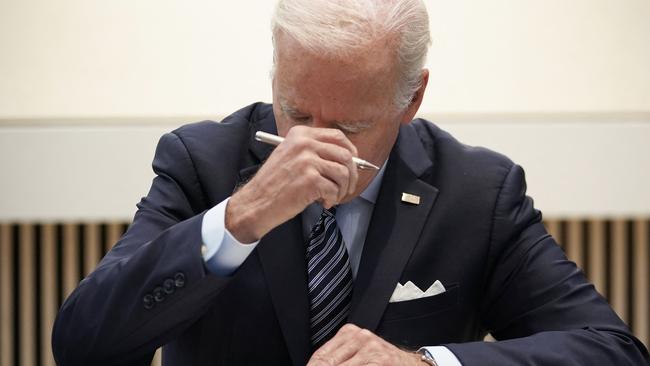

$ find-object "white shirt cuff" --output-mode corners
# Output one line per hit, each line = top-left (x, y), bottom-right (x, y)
(201, 197), (259, 276)
(423, 346), (462, 366)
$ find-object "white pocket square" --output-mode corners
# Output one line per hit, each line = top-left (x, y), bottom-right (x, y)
(389, 280), (446, 303)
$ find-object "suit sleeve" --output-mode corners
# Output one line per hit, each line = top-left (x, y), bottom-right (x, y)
(446, 164), (649, 365)
(52, 132), (231, 366)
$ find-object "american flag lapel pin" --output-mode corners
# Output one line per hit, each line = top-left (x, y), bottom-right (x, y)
(401, 192), (421, 205)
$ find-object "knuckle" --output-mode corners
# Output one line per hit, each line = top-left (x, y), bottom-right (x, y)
(318, 183), (336, 201)
(351, 144), (358, 155)
(310, 350), (326, 360)
(285, 126), (299, 139)
(359, 328), (372, 336)
(340, 149), (352, 163)
(337, 164), (350, 179)
(330, 128), (345, 139)
(291, 125), (307, 134)
(292, 136), (310, 150)
(298, 153), (316, 167)
(359, 328), (375, 340)
(341, 323), (359, 333)
(304, 169), (320, 184)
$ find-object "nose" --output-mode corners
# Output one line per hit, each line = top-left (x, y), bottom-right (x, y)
(310, 116), (336, 130)
(311, 118), (325, 128)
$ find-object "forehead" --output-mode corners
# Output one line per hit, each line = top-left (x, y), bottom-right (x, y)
(273, 33), (398, 120)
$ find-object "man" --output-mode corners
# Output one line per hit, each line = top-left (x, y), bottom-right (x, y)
(53, 0), (649, 365)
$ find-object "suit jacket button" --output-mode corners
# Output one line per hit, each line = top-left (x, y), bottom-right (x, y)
(153, 286), (165, 302)
(163, 278), (175, 294)
(174, 272), (185, 288)
(143, 294), (155, 309)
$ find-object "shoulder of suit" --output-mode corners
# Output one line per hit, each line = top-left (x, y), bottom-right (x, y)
(169, 102), (273, 142)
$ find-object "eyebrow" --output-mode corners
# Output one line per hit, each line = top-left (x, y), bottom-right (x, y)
(335, 119), (374, 133)
(279, 101), (305, 116)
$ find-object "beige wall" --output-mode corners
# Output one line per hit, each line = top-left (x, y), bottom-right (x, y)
(1, 0), (649, 116)
(0, 0), (649, 220)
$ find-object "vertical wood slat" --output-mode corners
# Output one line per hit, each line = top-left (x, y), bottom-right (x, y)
(566, 220), (584, 270)
(588, 220), (607, 297)
(545, 219), (562, 247)
(633, 219), (649, 347)
(63, 224), (80, 298)
(19, 224), (36, 366)
(41, 224), (57, 366)
(84, 223), (101, 276)
(107, 222), (124, 250)
(610, 219), (628, 323)
(0, 224), (14, 366)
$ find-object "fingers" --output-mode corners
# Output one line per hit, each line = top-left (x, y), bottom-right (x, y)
(284, 126), (359, 203)
(315, 161), (349, 205)
(312, 140), (359, 198)
(308, 324), (419, 366)
(308, 324), (361, 366)
(303, 168), (340, 209)
(230, 125), (360, 241)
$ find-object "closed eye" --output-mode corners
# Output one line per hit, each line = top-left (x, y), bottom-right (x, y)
(291, 115), (312, 124)
(336, 120), (373, 134)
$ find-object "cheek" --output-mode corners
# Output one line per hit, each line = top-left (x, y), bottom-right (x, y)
(272, 110), (293, 137)
(276, 120), (291, 137)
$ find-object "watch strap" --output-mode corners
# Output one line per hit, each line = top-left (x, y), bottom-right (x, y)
(416, 347), (439, 366)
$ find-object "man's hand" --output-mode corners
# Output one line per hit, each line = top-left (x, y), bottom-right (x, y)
(308, 324), (423, 366)
(226, 126), (359, 243)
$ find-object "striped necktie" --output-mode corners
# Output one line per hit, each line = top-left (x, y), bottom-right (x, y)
(306, 207), (354, 348)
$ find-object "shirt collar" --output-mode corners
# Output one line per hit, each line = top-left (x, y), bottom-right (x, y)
(358, 160), (387, 205)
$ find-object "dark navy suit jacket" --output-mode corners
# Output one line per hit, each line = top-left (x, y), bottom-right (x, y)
(52, 103), (649, 365)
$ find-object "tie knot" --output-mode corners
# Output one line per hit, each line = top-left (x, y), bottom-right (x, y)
(324, 207), (336, 216)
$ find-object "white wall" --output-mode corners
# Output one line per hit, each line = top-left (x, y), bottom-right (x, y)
(1, 0), (649, 220)
(1, 119), (649, 221)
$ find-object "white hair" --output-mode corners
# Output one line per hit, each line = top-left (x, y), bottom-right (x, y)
(271, 0), (431, 110)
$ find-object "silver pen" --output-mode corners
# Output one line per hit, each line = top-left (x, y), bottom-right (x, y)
(254, 131), (380, 171)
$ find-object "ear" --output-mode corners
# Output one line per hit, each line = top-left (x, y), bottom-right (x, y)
(399, 69), (429, 125)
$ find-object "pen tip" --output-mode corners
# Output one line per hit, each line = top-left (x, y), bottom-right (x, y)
(362, 161), (380, 170)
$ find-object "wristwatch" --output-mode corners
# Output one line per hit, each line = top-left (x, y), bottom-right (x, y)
(416, 347), (439, 366)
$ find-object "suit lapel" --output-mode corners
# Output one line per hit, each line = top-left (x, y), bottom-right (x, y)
(256, 218), (311, 366)
(348, 123), (439, 331)
(239, 113), (311, 365)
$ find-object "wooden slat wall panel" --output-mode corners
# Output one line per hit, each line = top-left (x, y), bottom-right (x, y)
(39, 225), (56, 366)
(19, 224), (36, 366)
(62, 224), (79, 299)
(84, 223), (101, 277)
(107, 223), (123, 251)
(632, 219), (649, 344)
(1, 219), (648, 366)
(610, 220), (629, 323)
(588, 220), (607, 297)
(1, 224), (14, 366)
(566, 220), (584, 270)
(545, 220), (561, 247)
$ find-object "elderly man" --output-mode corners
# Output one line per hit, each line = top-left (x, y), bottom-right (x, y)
(53, 0), (648, 365)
